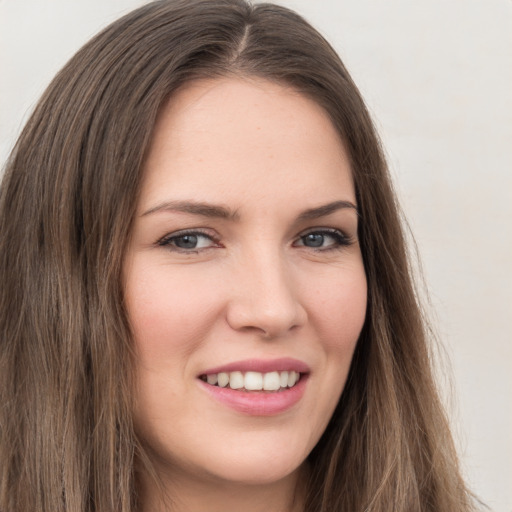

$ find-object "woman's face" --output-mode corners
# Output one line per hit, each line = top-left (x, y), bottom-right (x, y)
(124, 78), (367, 489)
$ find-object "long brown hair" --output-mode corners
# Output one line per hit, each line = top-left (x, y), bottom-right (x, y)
(0, 1), (477, 510)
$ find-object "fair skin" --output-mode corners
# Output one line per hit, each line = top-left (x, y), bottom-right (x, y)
(123, 77), (367, 512)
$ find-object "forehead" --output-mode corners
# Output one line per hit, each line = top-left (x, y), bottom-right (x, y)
(140, 77), (355, 213)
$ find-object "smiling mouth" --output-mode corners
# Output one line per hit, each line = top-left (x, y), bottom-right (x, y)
(199, 370), (302, 392)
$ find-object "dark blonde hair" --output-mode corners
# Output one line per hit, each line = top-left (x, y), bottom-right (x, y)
(0, 1), (476, 511)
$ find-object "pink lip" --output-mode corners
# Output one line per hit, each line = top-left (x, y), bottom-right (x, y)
(198, 374), (308, 416)
(197, 358), (310, 416)
(199, 357), (310, 375)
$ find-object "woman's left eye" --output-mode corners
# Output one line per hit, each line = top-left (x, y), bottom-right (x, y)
(157, 231), (218, 251)
(294, 229), (351, 250)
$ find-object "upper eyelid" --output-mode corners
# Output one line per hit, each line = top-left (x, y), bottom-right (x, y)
(296, 227), (349, 238)
(157, 228), (217, 245)
(298, 226), (344, 234)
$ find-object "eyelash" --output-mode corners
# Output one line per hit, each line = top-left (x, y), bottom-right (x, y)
(156, 228), (353, 253)
(294, 228), (353, 251)
(157, 229), (220, 253)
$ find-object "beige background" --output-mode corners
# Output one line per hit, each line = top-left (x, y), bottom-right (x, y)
(1, 1), (511, 510)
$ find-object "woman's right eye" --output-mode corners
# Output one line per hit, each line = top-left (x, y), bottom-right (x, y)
(157, 231), (218, 252)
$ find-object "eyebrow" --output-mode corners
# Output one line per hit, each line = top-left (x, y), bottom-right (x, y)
(141, 200), (239, 220)
(297, 200), (358, 220)
(141, 199), (357, 220)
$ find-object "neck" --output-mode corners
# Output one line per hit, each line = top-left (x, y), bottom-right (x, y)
(138, 463), (308, 512)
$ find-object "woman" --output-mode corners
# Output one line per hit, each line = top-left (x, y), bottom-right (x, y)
(0, 1), (478, 511)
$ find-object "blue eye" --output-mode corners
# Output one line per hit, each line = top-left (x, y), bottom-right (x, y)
(158, 231), (217, 251)
(296, 229), (351, 250)
(302, 233), (326, 247)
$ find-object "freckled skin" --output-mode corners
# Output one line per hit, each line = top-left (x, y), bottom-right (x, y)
(123, 77), (367, 510)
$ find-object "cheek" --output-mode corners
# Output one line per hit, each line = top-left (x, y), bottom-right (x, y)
(297, 265), (367, 445)
(308, 265), (367, 350)
(124, 262), (223, 365)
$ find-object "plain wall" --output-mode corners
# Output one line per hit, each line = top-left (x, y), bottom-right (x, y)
(1, 1), (511, 510)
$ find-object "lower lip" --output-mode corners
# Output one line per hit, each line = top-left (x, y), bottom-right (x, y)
(198, 375), (308, 416)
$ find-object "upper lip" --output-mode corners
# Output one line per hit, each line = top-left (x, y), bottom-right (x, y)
(199, 358), (310, 376)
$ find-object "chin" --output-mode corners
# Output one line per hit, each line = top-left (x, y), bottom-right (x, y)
(144, 434), (308, 488)
(207, 457), (303, 486)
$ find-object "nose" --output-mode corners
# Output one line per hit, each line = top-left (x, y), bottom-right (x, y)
(225, 249), (307, 339)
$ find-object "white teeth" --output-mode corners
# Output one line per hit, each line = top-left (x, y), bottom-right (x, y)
(229, 371), (244, 389)
(206, 374), (218, 385)
(244, 371), (263, 390)
(217, 372), (229, 387)
(288, 371), (297, 387)
(203, 370), (302, 391)
(263, 371), (281, 391)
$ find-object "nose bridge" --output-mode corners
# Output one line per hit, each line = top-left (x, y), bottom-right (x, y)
(226, 241), (306, 337)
